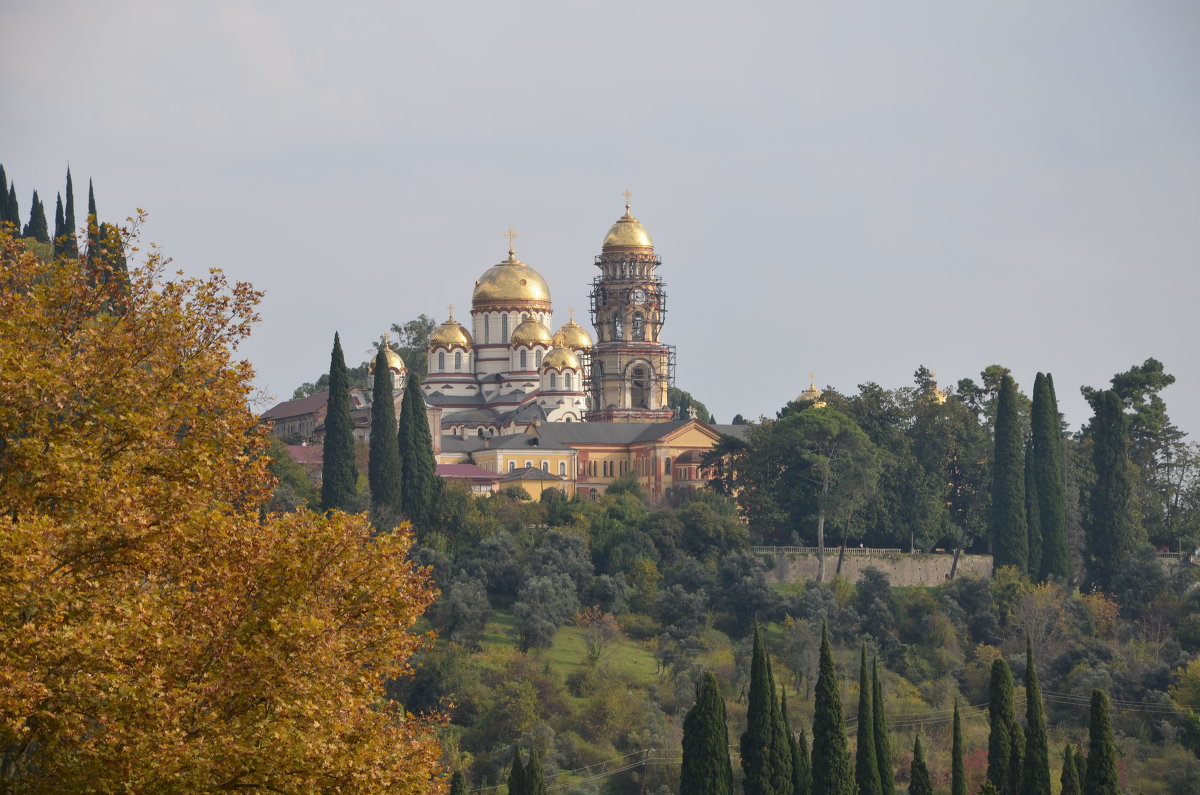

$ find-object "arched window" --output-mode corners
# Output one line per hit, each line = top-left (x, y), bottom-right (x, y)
(632, 312), (645, 341)
(558, 461), (566, 476)
(519, 349), (528, 370)
(612, 313), (623, 340)
(454, 351), (462, 371)
(549, 372), (557, 389)
(541, 461), (549, 472)
(564, 372), (572, 390)
(664, 457), (672, 475)
(632, 366), (650, 408)
(501, 314), (509, 341)
(438, 351), (445, 371)
(484, 316), (491, 344)
(508, 460), (516, 472)
(535, 350), (543, 368)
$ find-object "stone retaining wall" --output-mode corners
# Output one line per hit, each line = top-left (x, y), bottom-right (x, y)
(760, 550), (993, 587)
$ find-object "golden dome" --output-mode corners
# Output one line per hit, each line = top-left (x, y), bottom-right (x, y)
(553, 312), (593, 350)
(471, 245), (552, 310)
(368, 335), (407, 375)
(798, 374), (826, 408)
(509, 316), (553, 347)
(541, 345), (580, 371)
(602, 196), (654, 250)
(430, 316), (473, 348)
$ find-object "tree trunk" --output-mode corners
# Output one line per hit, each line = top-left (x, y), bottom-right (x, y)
(950, 526), (967, 580)
(816, 509), (827, 583)
(835, 527), (849, 576)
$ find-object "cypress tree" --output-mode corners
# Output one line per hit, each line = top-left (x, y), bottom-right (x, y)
(507, 742), (527, 795)
(1008, 724), (1024, 795)
(951, 699), (966, 795)
(0, 164), (7, 226)
(5, 184), (19, 232)
(85, 179), (99, 261)
(320, 333), (359, 512)
(987, 657), (1016, 793)
(680, 671), (733, 795)
(1059, 745), (1082, 795)
(449, 771), (468, 795)
(908, 734), (933, 795)
(1020, 639), (1051, 795)
(64, 167), (78, 258)
(855, 645), (882, 795)
(1024, 436), (1041, 578)
(397, 371), (437, 528)
(872, 657), (893, 794)
(23, 191), (49, 242)
(812, 623), (854, 795)
(1084, 690), (1119, 795)
(788, 696), (813, 795)
(526, 744), (546, 795)
(1033, 373), (1069, 579)
(740, 623), (774, 794)
(53, 193), (66, 256)
(368, 348), (403, 516)
(87, 178), (97, 219)
(1073, 747), (1085, 790)
(990, 373), (1027, 572)
(1085, 390), (1140, 592)
(979, 784), (1001, 795)
(766, 655), (793, 793)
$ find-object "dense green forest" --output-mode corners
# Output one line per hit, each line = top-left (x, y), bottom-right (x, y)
(286, 350), (1200, 792)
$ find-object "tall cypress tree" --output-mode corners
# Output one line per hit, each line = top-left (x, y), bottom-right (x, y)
(680, 671), (733, 795)
(507, 742), (527, 795)
(951, 699), (966, 795)
(368, 348), (403, 517)
(786, 693), (812, 795)
(5, 184), (19, 232)
(320, 333), (359, 512)
(872, 657), (893, 795)
(908, 734), (933, 795)
(1085, 390), (1140, 592)
(449, 771), (468, 795)
(0, 164), (8, 227)
(1059, 745), (1082, 795)
(1084, 690), (1119, 795)
(990, 373), (1027, 572)
(1033, 373), (1069, 579)
(526, 744), (546, 795)
(1008, 724), (1025, 795)
(767, 655), (793, 793)
(23, 191), (49, 242)
(85, 179), (99, 261)
(855, 645), (882, 795)
(1020, 639), (1051, 795)
(397, 371), (437, 528)
(812, 623), (854, 795)
(64, 167), (78, 258)
(987, 657), (1016, 793)
(740, 623), (774, 794)
(1024, 436), (1041, 578)
(53, 194), (66, 256)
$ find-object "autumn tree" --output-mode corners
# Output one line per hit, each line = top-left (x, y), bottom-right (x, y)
(0, 227), (444, 791)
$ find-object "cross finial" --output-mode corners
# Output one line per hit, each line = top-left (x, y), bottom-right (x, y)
(447, 304), (455, 320)
(504, 226), (518, 256)
(622, 189), (633, 214)
(568, 307), (576, 323)
(380, 332), (391, 347)
(809, 372), (817, 388)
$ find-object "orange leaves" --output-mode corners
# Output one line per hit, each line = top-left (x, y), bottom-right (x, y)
(0, 230), (445, 791)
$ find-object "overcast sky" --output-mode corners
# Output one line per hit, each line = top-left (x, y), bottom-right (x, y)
(5, 1), (1198, 436)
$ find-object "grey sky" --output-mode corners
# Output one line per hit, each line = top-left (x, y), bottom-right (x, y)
(6, 1), (1198, 435)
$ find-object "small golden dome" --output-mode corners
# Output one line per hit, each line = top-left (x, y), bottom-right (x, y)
(541, 345), (580, 371)
(509, 316), (553, 347)
(471, 245), (552, 309)
(368, 335), (407, 375)
(553, 312), (593, 350)
(602, 195), (654, 250)
(430, 316), (473, 348)
(798, 373), (826, 408)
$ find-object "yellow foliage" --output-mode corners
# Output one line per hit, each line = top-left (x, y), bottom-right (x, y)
(0, 229), (444, 791)
(1171, 654), (1200, 709)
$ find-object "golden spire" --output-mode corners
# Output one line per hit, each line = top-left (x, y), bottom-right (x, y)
(504, 226), (518, 258)
(447, 304), (455, 320)
(568, 307), (576, 322)
(622, 189), (633, 217)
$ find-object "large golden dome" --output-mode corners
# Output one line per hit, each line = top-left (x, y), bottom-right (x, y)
(368, 340), (407, 375)
(430, 316), (473, 348)
(472, 247), (552, 310)
(541, 345), (581, 371)
(602, 198), (654, 250)
(553, 313), (593, 350)
(509, 316), (553, 347)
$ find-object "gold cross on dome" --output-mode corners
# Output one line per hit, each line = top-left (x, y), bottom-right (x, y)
(568, 307), (576, 322)
(622, 189), (633, 212)
(447, 304), (455, 320)
(380, 332), (390, 347)
(809, 372), (816, 388)
(504, 226), (518, 254)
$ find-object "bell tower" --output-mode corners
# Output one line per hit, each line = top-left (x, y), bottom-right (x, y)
(586, 193), (675, 423)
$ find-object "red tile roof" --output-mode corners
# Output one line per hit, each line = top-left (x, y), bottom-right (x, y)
(261, 391), (329, 421)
